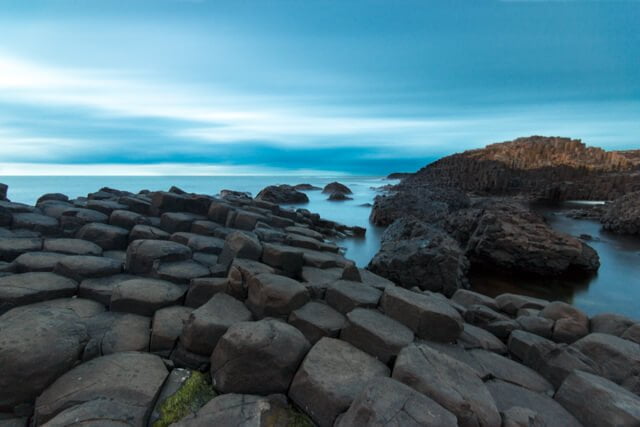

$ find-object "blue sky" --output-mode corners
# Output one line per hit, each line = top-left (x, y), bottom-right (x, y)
(0, 0), (639, 175)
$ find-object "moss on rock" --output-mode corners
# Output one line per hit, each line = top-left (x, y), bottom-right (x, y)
(153, 370), (216, 427)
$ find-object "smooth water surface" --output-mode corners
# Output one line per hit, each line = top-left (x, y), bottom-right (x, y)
(1, 175), (387, 267)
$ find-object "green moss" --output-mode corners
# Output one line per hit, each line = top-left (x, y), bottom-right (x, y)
(153, 371), (216, 427)
(285, 406), (314, 427)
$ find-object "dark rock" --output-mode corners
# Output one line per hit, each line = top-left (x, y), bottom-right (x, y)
(227, 258), (275, 300)
(508, 330), (557, 368)
(151, 191), (188, 213)
(0, 272), (77, 313)
(247, 273), (310, 318)
(464, 304), (511, 328)
(125, 239), (192, 274)
(540, 301), (589, 343)
(43, 238), (102, 256)
(185, 277), (228, 308)
(12, 213), (59, 235)
(0, 237), (42, 261)
(76, 222), (129, 250)
(153, 259), (210, 284)
(328, 191), (352, 201)
(336, 377), (457, 427)
(495, 293), (549, 316)
(78, 273), (138, 305)
(601, 191), (640, 235)
(459, 323), (508, 354)
(261, 242), (304, 275)
(516, 315), (554, 339)
(109, 209), (150, 229)
(150, 306), (193, 356)
(501, 407), (546, 427)
(218, 231), (263, 269)
(294, 183), (321, 191)
(288, 301), (346, 344)
(289, 337), (390, 427)
(452, 289), (499, 310)
(536, 344), (601, 389)
(110, 277), (186, 316)
(13, 251), (68, 272)
(380, 286), (463, 342)
(325, 280), (381, 314)
(129, 224), (170, 241)
(256, 184), (309, 204)
(622, 323), (640, 344)
(572, 332), (640, 387)
(322, 182), (352, 195)
(590, 312), (636, 336)
(53, 255), (122, 282)
(160, 212), (204, 233)
(40, 399), (148, 427)
(83, 312), (150, 359)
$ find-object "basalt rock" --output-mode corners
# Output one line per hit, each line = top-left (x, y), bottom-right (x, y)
(256, 185), (309, 204)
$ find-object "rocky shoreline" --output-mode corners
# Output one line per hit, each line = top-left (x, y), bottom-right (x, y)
(0, 175), (639, 426)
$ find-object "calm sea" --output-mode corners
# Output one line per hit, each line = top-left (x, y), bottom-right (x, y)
(2, 176), (639, 318)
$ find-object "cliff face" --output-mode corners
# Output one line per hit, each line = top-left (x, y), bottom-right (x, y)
(404, 136), (640, 201)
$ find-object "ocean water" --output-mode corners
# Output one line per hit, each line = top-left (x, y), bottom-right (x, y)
(1, 175), (388, 267)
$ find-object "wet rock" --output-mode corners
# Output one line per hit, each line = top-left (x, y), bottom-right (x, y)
(150, 305), (193, 356)
(508, 330), (557, 368)
(556, 370), (640, 427)
(380, 286), (463, 342)
(0, 272), (77, 313)
(181, 293), (252, 356)
(392, 343), (501, 427)
(211, 319), (310, 394)
(110, 277), (187, 316)
(125, 239), (192, 274)
(336, 377), (457, 427)
(218, 231), (263, 269)
(261, 242), (304, 276)
(325, 280), (382, 314)
(322, 182), (352, 195)
(247, 273), (310, 318)
(34, 352), (168, 424)
(0, 305), (88, 411)
(288, 301), (346, 344)
(328, 191), (352, 201)
(53, 255), (122, 282)
(340, 308), (414, 364)
(289, 338), (390, 427)
(76, 222), (129, 250)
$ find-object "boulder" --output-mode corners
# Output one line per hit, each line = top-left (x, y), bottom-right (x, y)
(516, 315), (554, 339)
(452, 289), (499, 310)
(181, 293), (252, 356)
(288, 301), (346, 344)
(11, 213), (59, 235)
(151, 191), (187, 213)
(622, 323), (640, 344)
(211, 319), (311, 394)
(83, 312), (150, 359)
(300, 266), (342, 299)
(110, 278), (187, 316)
(76, 223), (129, 250)
(34, 352), (168, 424)
(86, 199), (128, 215)
(0, 237), (42, 261)
(109, 209), (150, 229)
(129, 224), (170, 241)
(328, 191), (352, 201)
(539, 301), (589, 343)
(555, 370), (640, 427)
(247, 273), (310, 318)
(261, 242), (304, 276)
(77, 273), (138, 305)
(256, 185), (309, 204)
(535, 344), (601, 389)
(590, 312), (636, 337)
(53, 255), (122, 282)
(58, 208), (109, 234)
(380, 286), (463, 342)
(153, 259), (210, 284)
(43, 238), (102, 256)
(289, 338), (390, 427)
(125, 239), (192, 274)
(150, 305), (193, 356)
(13, 251), (68, 272)
(464, 304), (511, 328)
(38, 399), (148, 427)
(458, 323), (508, 354)
(601, 190), (640, 235)
(185, 277), (228, 308)
(507, 330), (557, 368)
(336, 377), (457, 427)
(325, 280), (382, 314)
(30, 297), (105, 319)
(218, 231), (263, 268)
(393, 343), (500, 427)
(0, 272), (77, 314)
(495, 293), (549, 316)
(0, 305), (88, 411)
(501, 407), (546, 427)
(160, 212), (204, 233)
(227, 258), (275, 300)
(572, 332), (640, 386)
(340, 308), (414, 364)
(322, 182), (352, 194)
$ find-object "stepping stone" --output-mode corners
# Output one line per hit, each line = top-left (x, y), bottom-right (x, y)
(109, 209), (150, 229)
(181, 293), (252, 356)
(393, 343), (501, 427)
(129, 224), (170, 241)
(458, 322), (508, 354)
(300, 266), (342, 299)
(340, 308), (414, 364)
(125, 239), (192, 274)
(487, 380), (582, 427)
(14, 252), (68, 273)
(43, 238), (102, 256)
(451, 289), (499, 310)
(0, 305), (88, 412)
(555, 370), (640, 427)
(76, 223), (129, 250)
(288, 301), (346, 344)
(219, 232), (263, 268)
(325, 280), (382, 314)
(150, 305), (193, 356)
(247, 273), (309, 318)
(110, 278), (187, 316)
(160, 212), (204, 233)
(12, 213), (59, 235)
(0, 237), (42, 261)
(0, 272), (77, 313)
(83, 312), (151, 360)
(495, 293), (549, 316)
(177, 234), (224, 254)
(153, 259), (210, 284)
(34, 352), (168, 425)
(185, 277), (228, 308)
(211, 319), (310, 394)
(289, 338), (390, 427)
(227, 258), (275, 299)
(30, 297), (105, 319)
(336, 377), (457, 427)
(54, 255), (122, 282)
(380, 286), (463, 342)
(261, 242), (304, 275)
(572, 333), (640, 387)
(78, 273), (138, 305)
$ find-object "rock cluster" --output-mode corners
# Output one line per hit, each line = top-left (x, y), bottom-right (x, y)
(0, 183), (638, 426)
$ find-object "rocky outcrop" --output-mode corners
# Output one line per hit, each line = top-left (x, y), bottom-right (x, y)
(601, 191), (640, 235)
(255, 184), (309, 204)
(322, 181), (352, 195)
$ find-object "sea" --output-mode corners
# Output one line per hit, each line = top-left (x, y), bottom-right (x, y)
(2, 176), (639, 319)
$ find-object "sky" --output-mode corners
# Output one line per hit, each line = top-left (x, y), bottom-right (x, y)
(0, 0), (639, 175)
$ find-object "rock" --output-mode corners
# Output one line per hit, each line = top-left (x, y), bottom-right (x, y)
(485, 319), (520, 340)
(43, 238), (102, 256)
(336, 377), (457, 427)
(151, 191), (187, 213)
(459, 323), (508, 354)
(516, 315), (554, 339)
(289, 338), (390, 427)
(452, 289), (499, 310)
(0, 237), (42, 261)
(380, 286), (463, 342)
(150, 305), (193, 356)
(110, 277), (186, 316)
(86, 199), (128, 215)
(83, 312), (150, 359)
(0, 183), (7, 200)
(247, 273), (309, 318)
(211, 319), (310, 394)
(34, 352), (168, 424)
(181, 293), (252, 356)
(125, 239), (192, 274)
(171, 394), (291, 427)
(160, 212), (204, 233)
(601, 191), (640, 235)
(227, 258), (276, 299)
(622, 323), (640, 344)
(392, 343), (501, 427)
(486, 380), (582, 427)
(368, 218), (469, 296)
(294, 183), (321, 191)
(0, 272), (77, 314)
(536, 344), (601, 389)
(129, 224), (170, 241)
(255, 185), (309, 204)
(78, 273), (138, 305)
(300, 266), (342, 298)
(322, 182), (352, 195)
(218, 231), (263, 269)
(572, 332), (640, 386)
(13, 251), (68, 272)
(179, 234), (224, 254)
(39, 399), (147, 427)
(207, 200), (232, 225)
(590, 312), (636, 336)
(464, 304), (511, 328)
(109, 209), (150, 230)
(170, 341), (211, 371)
(325, 280), (382, 314)
(260, 243), (304, 276)
(185, 277), (228, 308)
(31, 297), (105, 319)
(53, 255), (122, 282)
(508, 330), (557, 368)
(539, 301), (589, 343)
(501, 406), (546, 427)
(12, 213), (59, 235)
(340, 308), (414, 364)
(288, 301), (346, 344)
(328, 191), (352, 201)
(0, 305), (88, 411)
(153, 259), (210, 284)
(495, 293), (549, 316)
(58, 208), (109, 234)
(555, 370), (640, 427)
(76, 222), (129, 250)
